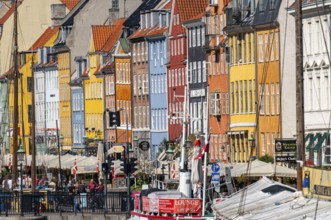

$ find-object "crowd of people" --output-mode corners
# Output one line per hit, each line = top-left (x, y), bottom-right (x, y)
(0, 174), (104, 194)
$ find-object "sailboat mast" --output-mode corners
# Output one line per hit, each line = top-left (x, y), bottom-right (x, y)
(12, 0), (19, 185)
(295, 0), (304, 191)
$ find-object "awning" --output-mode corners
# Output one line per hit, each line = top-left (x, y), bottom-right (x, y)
(306, 133), (321, 150)
(108, 145), (125, 155)
(305, 133), (313, 143)
(313, 132), (329, 152)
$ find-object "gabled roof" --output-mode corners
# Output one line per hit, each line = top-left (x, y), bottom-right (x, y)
(60, 0), (80, 11)
(91, 18), (125, 52)
(92, 26), (114, 51)
(128, 27), (153, 40)
(177, 0), (208, 23)
(123, 0), (163, 28)
(29, 26), (60, 50)
(101, 18), (126, 51)
(145, 26), (168, 38)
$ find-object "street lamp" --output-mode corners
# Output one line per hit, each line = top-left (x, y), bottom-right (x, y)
(248, 132), (256, 160)
(17, 144), (25, 216)
(166, 143), (175, 180)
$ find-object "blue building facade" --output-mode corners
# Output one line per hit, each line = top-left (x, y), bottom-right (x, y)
(147, 25), (169, 159)
(70, 57), (86, 153)
(146, 7), (171, 160)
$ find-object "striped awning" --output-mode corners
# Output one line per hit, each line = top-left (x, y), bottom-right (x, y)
(306, 133), (321, 151)
(313, 132), (329, 152)
(305, 133), (313, 143)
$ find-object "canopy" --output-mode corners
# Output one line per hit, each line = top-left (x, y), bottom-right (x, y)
(221, 160), (297, 178)
(3, 154), (98, 174)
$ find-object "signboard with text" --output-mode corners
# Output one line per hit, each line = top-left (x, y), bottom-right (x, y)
(275, 139), (296, 162)
(142, 197), (202, 214)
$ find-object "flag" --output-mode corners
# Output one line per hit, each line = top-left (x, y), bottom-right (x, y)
(96, 161), (100, 174)
(72, 159), (78, 175)
(194, 136), (210, 160)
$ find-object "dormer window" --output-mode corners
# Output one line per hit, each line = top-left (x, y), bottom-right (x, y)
(146, 13), (151, 28)
(140, 13), (145, 29)
(38, 48), (44, 64)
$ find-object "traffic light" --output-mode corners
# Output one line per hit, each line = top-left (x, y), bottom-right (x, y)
(129, 158), (138, 174)
(109, 111), (121, 127)
(101, 162), (109, 174)
(119, 158), (128, 174)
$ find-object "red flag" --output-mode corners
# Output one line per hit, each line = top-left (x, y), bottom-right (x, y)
(72, 159), (78, 175)
(194, 136), (210, 160)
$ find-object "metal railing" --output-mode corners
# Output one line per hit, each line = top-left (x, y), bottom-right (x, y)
(0, 191), (130, 216)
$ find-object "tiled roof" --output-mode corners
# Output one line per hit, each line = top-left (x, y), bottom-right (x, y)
(145, 26), (168, 38)
(123, 0), (162, 28)
(0, 3), (15, 25)
(60, 0), (80, 11)
(92, 26), (114, 51)
(29, 26), (60, 50)
(92, 18), (125, 52)
(184, 11), (204, 22)
(102, 18), (126, 51)
(128, 27), (153, 39)
(163, 0), (172, 9)
(177, 0), (208, 23)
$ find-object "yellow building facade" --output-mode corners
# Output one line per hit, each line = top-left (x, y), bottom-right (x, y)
(58, 50), (73, 150)
(256, 28), (281, 158)
(228, 32), (256, 163)
(8, 28), (59, 154)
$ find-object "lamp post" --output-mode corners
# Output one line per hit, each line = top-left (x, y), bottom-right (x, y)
(166, 143), (174, 180)
(83, 135), (88, 155)
(248, 132), (256, 160)
(17, 145), (25, 217)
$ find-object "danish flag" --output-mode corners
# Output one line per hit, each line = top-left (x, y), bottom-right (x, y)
(194, 135), (210, 160)
(72, 159), (78, 175)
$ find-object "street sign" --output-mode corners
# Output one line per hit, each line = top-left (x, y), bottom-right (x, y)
(211, 163), (220, 172)
(211, 172), (220, 184)
(275, 139), (296, 162)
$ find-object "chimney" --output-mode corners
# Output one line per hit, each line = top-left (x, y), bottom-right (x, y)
(51, 4), (66, 27)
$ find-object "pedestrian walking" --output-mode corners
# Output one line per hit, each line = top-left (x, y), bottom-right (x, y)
(74, 191), (81, 214)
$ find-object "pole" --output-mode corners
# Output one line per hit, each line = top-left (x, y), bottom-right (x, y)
(20, 162), (23, 216)
(31, 54), (36, 193)
(202, 151), (207, 216)
(125, 109), (131, 214)
(295, 0), (304, 190)
(103, 109), (108, 214)
(56, 120), (62, 189)
(12, 0), (19, 186)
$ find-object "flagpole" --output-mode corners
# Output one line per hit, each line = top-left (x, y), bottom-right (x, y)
(202, 82), (210, 216)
